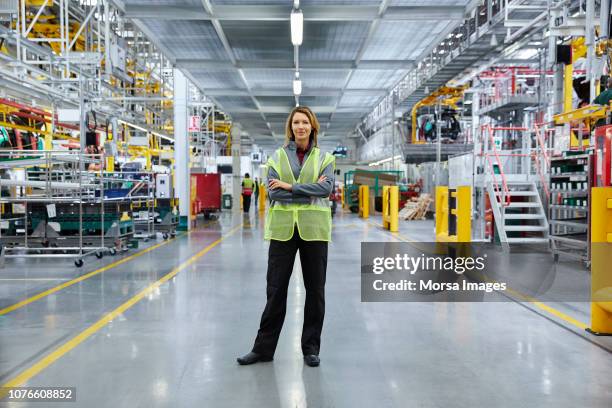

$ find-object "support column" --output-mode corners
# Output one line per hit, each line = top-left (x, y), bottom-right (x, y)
(553, 64), (563, 115)
(174, 69), (190, 230)
(231, 125), (242, 215)
(586, 0), (596, 101)
(104, 0), (111, 80)
(390, 93), (396, 170)
(522, 113), (531, 175)
(435, 100), (442, 187)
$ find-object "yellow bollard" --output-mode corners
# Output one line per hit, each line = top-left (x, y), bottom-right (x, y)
(259, 182), (266, 212)
(436, 186), (471, 242)
(359, 185), (369, 218)
(588, 187), (612, 335)
(382, 185), (399, 232)
(455, 186), (472, 242)
(435, 186), (449, 240)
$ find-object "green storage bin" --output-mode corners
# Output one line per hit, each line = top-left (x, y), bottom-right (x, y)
(222, 194), (232, 209)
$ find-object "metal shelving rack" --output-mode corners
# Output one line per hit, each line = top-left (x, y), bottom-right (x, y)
(549, 152), (593, 267)
(0, 150), (113, 266)
(127, 173), (156, 241)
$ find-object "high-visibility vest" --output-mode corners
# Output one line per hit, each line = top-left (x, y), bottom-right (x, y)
(242, 178), (254, 195)
(264, 146), (335, 242)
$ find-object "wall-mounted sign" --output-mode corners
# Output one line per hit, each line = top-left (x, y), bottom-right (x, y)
(162, 68), (174, 78)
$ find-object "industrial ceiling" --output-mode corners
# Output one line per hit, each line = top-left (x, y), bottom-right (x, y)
(113, 0), (476, 150)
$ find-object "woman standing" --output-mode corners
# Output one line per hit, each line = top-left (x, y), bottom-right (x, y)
(237, 106), (335, 368)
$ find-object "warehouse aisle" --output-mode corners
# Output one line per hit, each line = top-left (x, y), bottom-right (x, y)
(1, 212), (611, 408)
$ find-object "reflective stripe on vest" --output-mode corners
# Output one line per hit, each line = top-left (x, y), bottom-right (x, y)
(264, 146), (335, 242)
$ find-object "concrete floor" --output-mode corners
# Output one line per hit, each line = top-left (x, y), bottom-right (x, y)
(0, 210), (611, 407)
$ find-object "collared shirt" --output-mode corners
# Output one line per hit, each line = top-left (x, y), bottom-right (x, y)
(267, 142), (334, 204)
(296, 141), (311, 165)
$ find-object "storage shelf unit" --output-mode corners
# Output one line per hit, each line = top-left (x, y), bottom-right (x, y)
(548, 152), (593, 266)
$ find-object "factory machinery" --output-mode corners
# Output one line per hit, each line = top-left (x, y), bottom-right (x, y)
(0, 0), (227, 265)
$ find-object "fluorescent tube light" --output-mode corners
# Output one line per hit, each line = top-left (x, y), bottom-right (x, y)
(291, 9), (303, 46)
(293, 78), (302, 96)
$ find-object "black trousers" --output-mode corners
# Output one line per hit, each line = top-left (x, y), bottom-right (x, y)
(252, 230), (328, 357)
(243, 194), (251, 212)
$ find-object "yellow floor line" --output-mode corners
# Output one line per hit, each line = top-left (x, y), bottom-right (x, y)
(360, 217), (589, 330)
(0, 234), (183, 316)
(0, 278), (70, 282)
(504, 287), (589, 330)
(0, 224), (242, 395)
(363, 219), (418, 242)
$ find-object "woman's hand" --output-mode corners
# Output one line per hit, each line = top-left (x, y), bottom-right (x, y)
(318, 175), (327, 183)
(268, 179), (292, 191)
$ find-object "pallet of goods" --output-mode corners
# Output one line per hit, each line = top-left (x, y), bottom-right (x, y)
(398, 194), (432, 220)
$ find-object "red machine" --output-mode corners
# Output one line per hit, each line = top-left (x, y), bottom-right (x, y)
(191, 172), (221, 219)
(594, 125), (612, 187)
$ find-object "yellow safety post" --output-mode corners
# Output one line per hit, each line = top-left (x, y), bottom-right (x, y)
(436, 186), (471, 242)
(588, 187), (612, 335)
(258, 182), (266, 212)
(435, 186), (449, 239)
(382, 185), (399, 232)
(455, 186), (472, 242)
(359, 185), (369, 218)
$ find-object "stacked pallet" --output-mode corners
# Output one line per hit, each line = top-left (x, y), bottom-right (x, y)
(398, 194), (432, 220)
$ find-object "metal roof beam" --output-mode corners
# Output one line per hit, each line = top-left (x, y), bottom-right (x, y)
(176, 59), (414, 70)
(229, 106), (371, 114)
(205, 88), (386, 97)
(123, 5), (467, 21)
(198, 0), (270, 129)
(328, 0), (390, 135)
(124, 5), (209, 20)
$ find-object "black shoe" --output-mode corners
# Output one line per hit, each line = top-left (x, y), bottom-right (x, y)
(236, 352), (273, 365)
(304, 354), (320, 367)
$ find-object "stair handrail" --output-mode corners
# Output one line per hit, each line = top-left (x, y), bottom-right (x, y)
(532, 123), (551, 200)
(483, 124), (511, 206)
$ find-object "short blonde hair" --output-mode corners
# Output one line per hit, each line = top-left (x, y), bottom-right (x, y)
(284, 106), (320, 147)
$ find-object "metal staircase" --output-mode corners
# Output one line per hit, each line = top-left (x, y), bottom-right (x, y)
(486, 181), (549, 251)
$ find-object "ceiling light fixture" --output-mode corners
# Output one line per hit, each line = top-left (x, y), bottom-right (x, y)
(293, 72), (302, 96)
(291, 8), (303, 46)
(490, 34), (498, 47)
